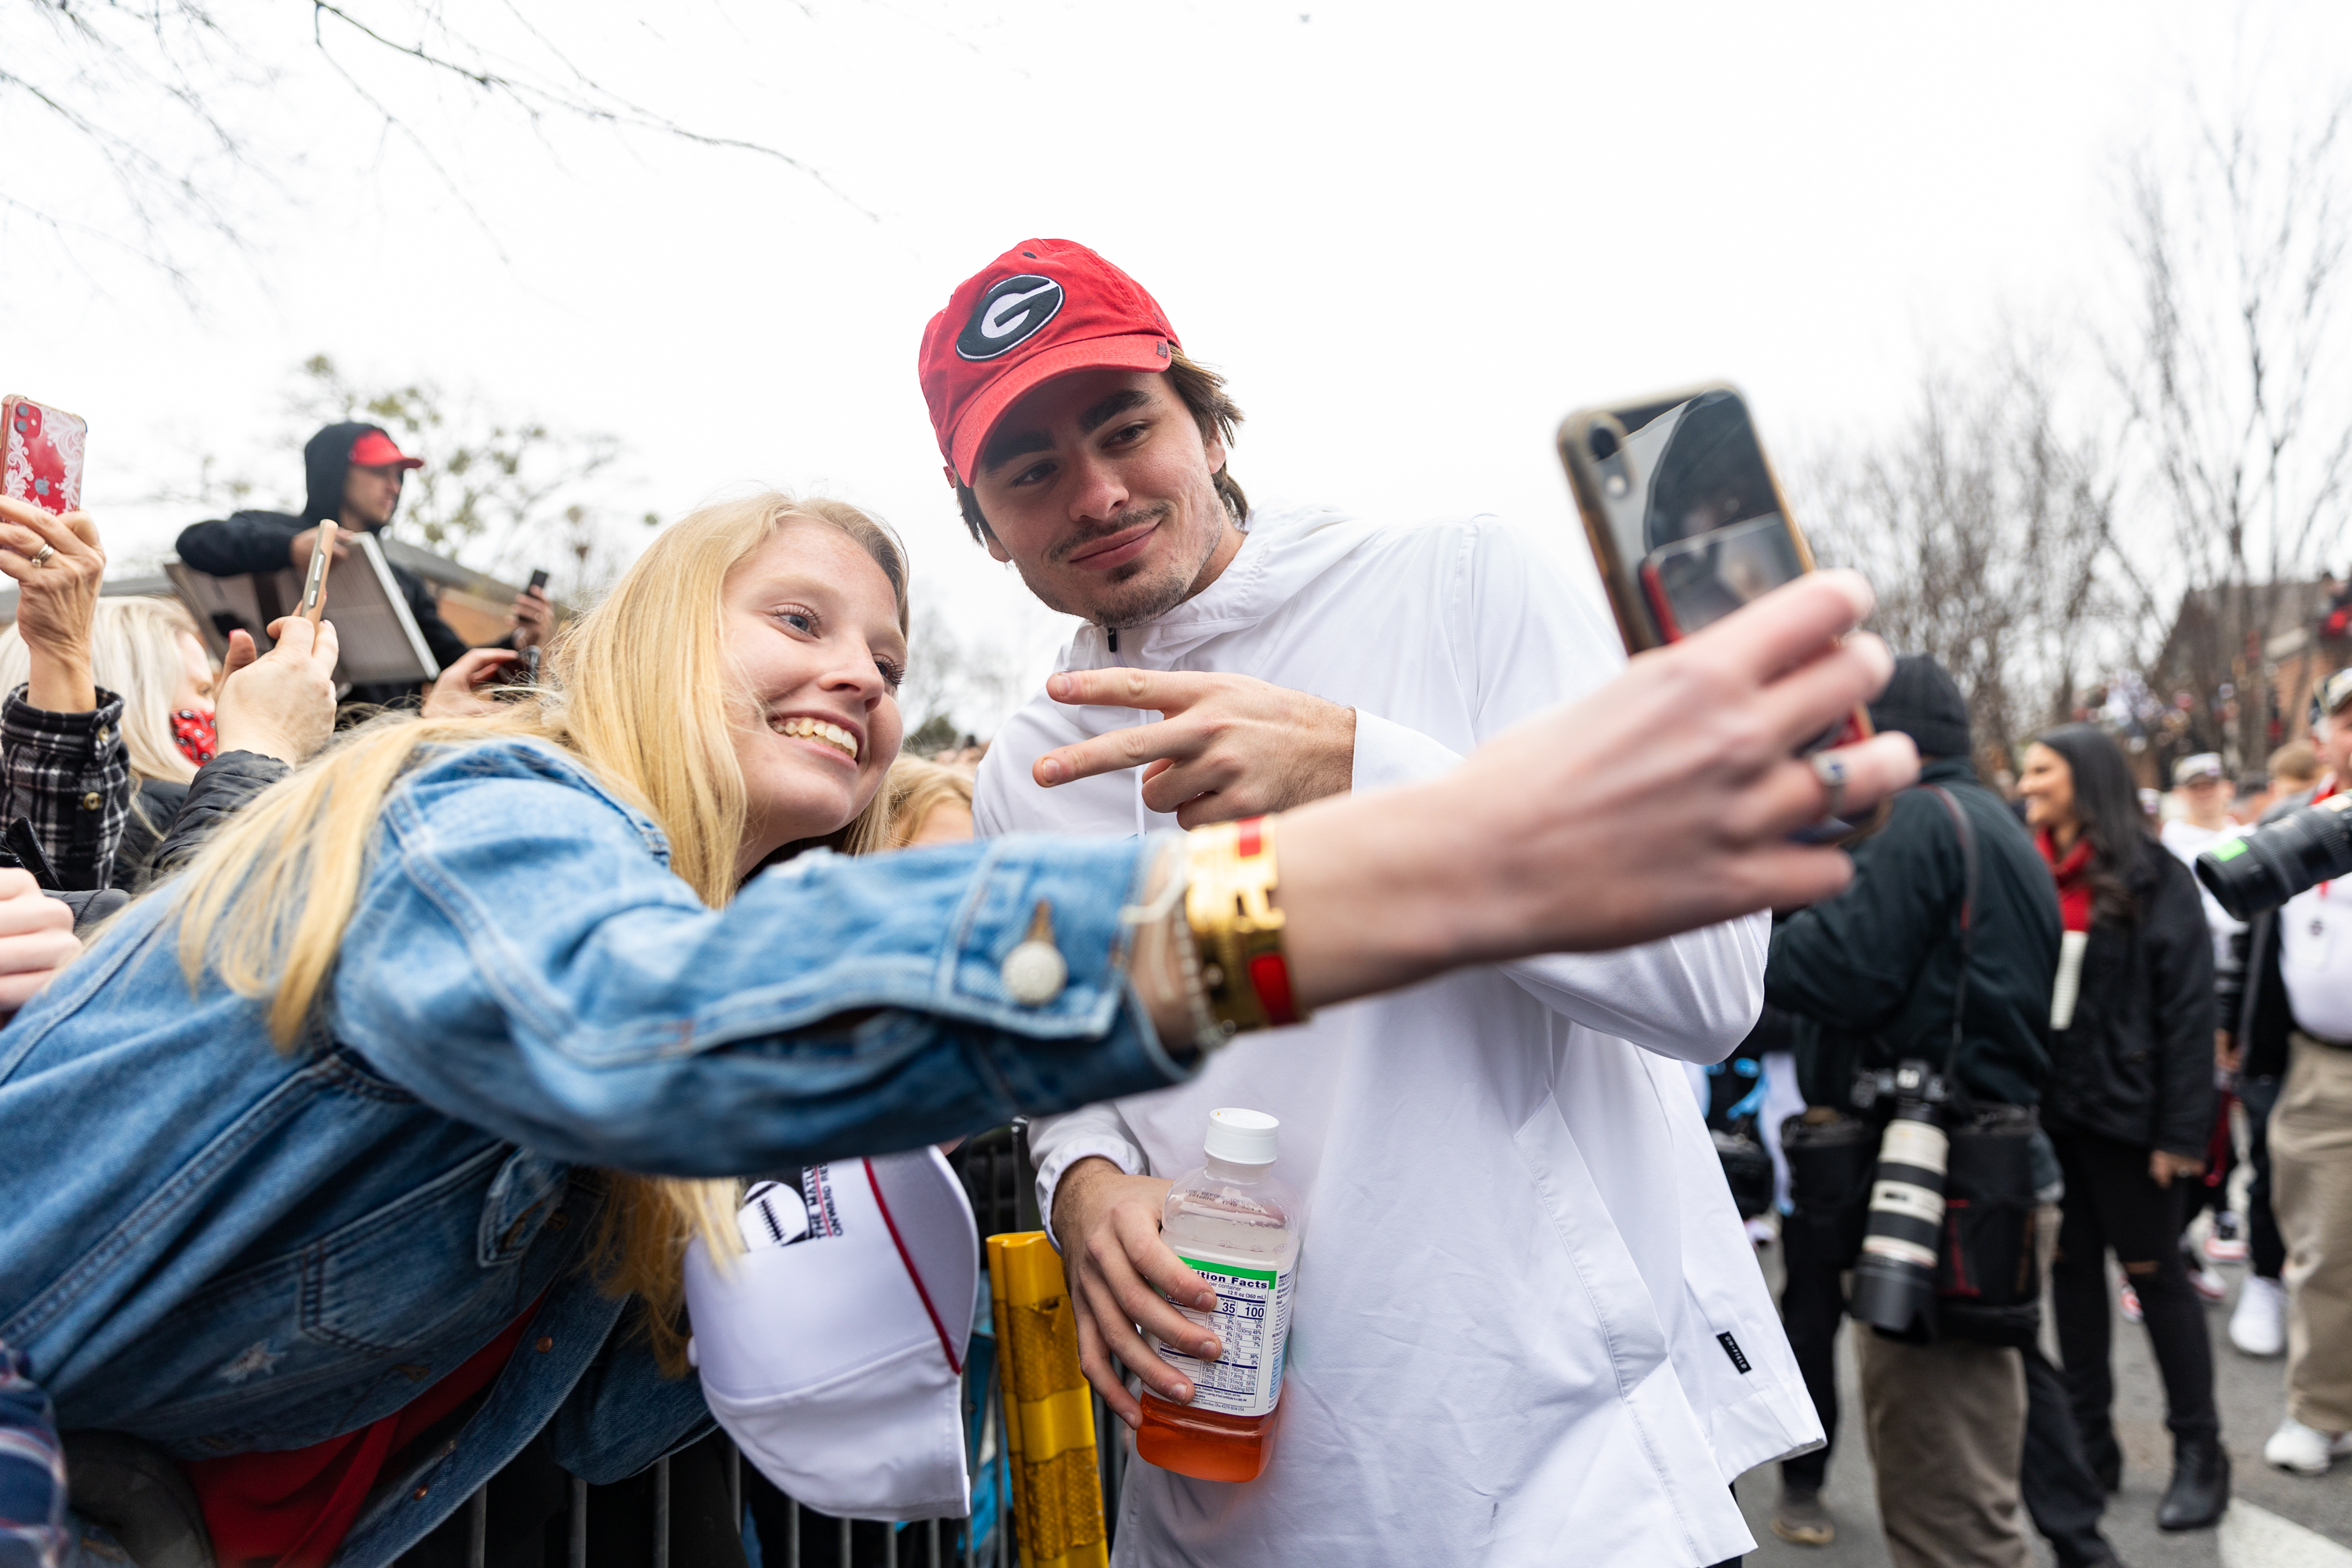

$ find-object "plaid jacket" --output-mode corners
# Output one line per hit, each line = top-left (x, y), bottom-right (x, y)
(0, 688), (129, 894)
(0, 1347), (64, 1568)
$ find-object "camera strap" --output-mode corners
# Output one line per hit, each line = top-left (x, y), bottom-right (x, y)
(1922, 785), (1980, 1090)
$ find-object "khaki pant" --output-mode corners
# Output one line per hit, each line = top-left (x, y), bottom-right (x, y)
(1857, 1331), (2031, 1568)
(2273, 1034), (2352, 1432)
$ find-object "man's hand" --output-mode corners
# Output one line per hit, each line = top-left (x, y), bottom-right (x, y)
(0, 869), (80, 1014)
(422, 648), (520, 720)
(2149, 1149), (2206, 1189)
(1035, 669), (1356, 827)
(2216, 1030), (2242, 1075)
(1053, 1156), (1221, 1428)
(0, 497), (104, 713)
(215, 618), (341, 765)
(509, 585), (553, 653)
(288, 524), (352, 574)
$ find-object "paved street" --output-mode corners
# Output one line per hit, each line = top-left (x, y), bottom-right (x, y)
(1735, 1232), (2352, 1567)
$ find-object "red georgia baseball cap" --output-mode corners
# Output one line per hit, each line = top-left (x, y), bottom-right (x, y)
(349, 429), (424, 470)
(918, 238), (1180, 485)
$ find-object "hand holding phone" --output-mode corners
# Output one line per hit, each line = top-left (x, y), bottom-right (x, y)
(1560, 383), (1881, 837)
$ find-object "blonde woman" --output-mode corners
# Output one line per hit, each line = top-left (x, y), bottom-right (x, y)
(0, 597), (217, 891)
(0, 485), (1909, 1566)
(884, 754), (975, 848)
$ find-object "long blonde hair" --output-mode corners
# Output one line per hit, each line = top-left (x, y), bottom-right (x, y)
(0, 597), (205, 785)
(165, 491), (909, 1372)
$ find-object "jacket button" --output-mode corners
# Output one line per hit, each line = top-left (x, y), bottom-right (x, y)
(79, 791), (101, 810)
(535, 1336), (554, 1353)
(1000, 899), (1066, 1007)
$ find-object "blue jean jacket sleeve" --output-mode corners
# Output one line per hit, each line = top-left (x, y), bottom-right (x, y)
(330, 742), (1188, 1174)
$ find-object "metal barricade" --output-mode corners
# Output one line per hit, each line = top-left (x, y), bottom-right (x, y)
(420, 1123), (1120, 1568)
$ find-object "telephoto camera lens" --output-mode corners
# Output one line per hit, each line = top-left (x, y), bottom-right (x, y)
(1849, 1094), (1951, 1339)
(2196, 793), (2352, 920)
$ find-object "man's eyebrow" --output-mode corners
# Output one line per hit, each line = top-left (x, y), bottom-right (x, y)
(980, 426), (1053, 473)
(1077, 387), (1151, 434)
(979, 388), (1155, 477)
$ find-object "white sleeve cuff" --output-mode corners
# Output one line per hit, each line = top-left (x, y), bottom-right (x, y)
(1350, 710), (1465, 796)
(1033, 1133), (1148, 1252)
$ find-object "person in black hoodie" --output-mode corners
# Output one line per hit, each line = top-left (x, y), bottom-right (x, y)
(173, 422), (550, 707)
(2021, 723), (2225, 1531)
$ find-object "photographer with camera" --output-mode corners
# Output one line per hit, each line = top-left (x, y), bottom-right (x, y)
(1766, 658), (2100, 1568)
(2204, 669), (2352, 1475)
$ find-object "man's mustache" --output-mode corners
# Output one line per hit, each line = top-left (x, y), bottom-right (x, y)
(1049, 502), (1174, 564)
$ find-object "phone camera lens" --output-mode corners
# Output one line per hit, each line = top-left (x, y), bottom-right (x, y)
(1587, 425), (1621, 462)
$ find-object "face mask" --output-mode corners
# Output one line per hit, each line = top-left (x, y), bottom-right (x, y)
(685, 1148), (978, 1521)
(172, 710), (217, 768)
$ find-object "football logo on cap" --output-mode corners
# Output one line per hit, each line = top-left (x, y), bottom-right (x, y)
(956, 274), (1064, 361)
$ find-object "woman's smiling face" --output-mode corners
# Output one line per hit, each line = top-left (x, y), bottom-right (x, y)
(722, 517), (907, 877)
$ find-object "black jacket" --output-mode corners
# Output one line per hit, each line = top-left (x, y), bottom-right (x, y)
(172, 422), (474, 705)
(149, 750), (290, 877)
(112, 775), (192, 892)
(2042, 835), (2216, 1156)
(1768, 758), (2060, 1110)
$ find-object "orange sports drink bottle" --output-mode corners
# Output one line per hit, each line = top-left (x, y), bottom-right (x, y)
(1136, 1109), (1300, 1483)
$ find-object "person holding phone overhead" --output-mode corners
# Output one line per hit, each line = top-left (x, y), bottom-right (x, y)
(173, 423), (552, 706)
(0, 493), (133, 891)
(923, 239), (1834, 1566)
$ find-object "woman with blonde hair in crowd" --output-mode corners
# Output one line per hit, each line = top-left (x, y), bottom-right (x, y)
(884, 754), (975, 848)
(0, 482), (1911, 1566)
(0, 595), (216, 890)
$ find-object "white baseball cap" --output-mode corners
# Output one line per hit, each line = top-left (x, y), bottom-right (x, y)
(684, 1149), (978, 1520)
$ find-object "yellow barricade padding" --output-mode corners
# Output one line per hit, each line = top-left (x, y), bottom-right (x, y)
(987, 1232), (1109, 1568)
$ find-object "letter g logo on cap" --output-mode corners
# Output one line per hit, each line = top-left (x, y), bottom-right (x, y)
(956, 274), (1065, 361)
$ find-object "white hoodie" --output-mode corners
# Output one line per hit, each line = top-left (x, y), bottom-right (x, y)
(975, 503), (1820, 1567)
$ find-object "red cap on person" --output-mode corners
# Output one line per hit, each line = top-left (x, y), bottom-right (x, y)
(917, 239), (1180, 485)
(348, 430), (423, 470)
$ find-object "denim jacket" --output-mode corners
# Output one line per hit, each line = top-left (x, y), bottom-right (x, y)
(0, 737), (1182, 1566)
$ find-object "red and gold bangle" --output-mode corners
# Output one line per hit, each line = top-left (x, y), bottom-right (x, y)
(1184, 815), (1309, 1035)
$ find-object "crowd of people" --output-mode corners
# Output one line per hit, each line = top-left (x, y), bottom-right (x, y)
(0, 234), (2338, 1568)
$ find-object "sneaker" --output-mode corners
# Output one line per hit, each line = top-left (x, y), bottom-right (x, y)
(1771, 1484), (1835, 1547)
(2120, 1282), (2143, 1323)
(1744, 1215), (1777, 1247)
(2230, 1275), (2287, 1356)
(2204, 1213), (2249, 1263)
(2263, 1416), (2352, 1476)
(2184, 1248), (2230, 1305)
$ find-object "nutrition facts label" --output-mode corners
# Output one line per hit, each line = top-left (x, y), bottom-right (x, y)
(1152, 1256), (1294, 1418)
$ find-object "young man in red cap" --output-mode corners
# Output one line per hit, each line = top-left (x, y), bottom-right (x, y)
(176, 421), (550, 707)
(921, 240), (1816, 1566)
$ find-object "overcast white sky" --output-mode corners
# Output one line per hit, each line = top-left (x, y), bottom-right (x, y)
(5, 1), (2349, 730)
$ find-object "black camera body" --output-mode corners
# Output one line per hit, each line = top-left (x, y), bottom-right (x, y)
(2197, 793), (2352, 920)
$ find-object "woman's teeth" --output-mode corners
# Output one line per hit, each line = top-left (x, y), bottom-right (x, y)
(771, 715), (858, 760)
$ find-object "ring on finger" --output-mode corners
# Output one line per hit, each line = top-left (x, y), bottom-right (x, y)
(1810, 750), (1849, 822)
(27, 543), (54, 568)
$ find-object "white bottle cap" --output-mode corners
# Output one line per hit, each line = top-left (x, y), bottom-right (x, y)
(1204, 1107), (1279, 1165)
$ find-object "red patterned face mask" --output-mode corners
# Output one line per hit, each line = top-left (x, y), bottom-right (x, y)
(172, 709), (217, 767)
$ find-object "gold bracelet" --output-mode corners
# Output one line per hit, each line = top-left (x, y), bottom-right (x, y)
(1185, 815), (1308, 1036)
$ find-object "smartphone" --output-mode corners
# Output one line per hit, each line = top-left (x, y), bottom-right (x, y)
(299, 521), (336, 623)
(1560, 383), (1877, 832)
(2, 396), (89, 516)
(522, 568), (549, 682)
